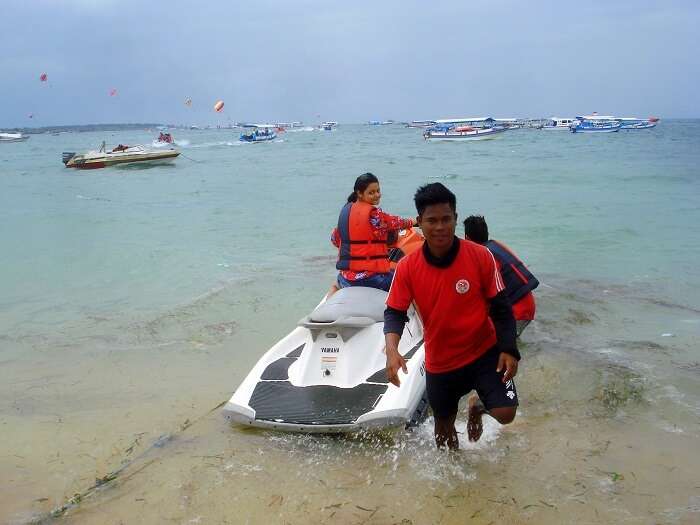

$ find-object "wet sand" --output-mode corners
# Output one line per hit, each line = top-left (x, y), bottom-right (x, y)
(3, 280), (699, 524)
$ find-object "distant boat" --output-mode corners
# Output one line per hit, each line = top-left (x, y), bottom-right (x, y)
(542, 117), (576, 130)
(62, 142), (179, 169)
(239, 125), (277, 142)
(570, 116), (621, 133)
(423, 125), (507, 141)
(153, 132), (174, 146)
(423, 117), (508, 141)
(494, 118), (523, 129)
(0, 132), (30, 143)
(320, 121), (337, 131)
(406, 120), (436, 128)
(617, 117), (660, 130)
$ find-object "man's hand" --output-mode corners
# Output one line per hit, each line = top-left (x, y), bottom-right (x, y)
(386, 348), (408, 387)
(496, 352), (519, 383)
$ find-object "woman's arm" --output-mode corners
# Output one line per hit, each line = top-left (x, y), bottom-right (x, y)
(330, 227), (340, 248)
(369, 208), (414, 239)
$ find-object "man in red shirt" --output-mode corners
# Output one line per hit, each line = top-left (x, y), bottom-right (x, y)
(384, 183), (520, 449)
(464, 215), (539, 337)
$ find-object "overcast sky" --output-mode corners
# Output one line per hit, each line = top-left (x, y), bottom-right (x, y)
(2, 0), (698, 127)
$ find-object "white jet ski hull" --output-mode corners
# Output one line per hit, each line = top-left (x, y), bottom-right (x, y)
(223, 287), (427, 433)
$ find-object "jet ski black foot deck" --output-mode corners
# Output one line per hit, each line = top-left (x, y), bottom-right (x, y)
(224, 287), (427, 433)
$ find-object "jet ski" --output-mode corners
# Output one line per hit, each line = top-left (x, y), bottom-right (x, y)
(223, 228), (428, 433)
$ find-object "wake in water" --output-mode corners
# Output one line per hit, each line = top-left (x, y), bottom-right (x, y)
(187, 140), (242, 148)
(150, 139), (191, 148)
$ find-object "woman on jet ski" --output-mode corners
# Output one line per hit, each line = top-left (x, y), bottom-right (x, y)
(330, 173), (416, 292)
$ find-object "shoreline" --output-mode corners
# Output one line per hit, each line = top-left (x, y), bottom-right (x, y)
(2, 275), (699, 524)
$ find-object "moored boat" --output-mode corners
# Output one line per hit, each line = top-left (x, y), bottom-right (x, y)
(0, 132), (30, 143)
(617, 117), (660, 130)
(405, 120), (436, 128)
(423, 118), (507, 141)
(570, 115), (621, 133)
(62, 142), (179, 169)
(542, 117), (576, 130)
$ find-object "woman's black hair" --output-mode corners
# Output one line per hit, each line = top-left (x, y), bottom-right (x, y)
(347, 172), (379, 203)
(413, 182), (456, 215)
(464, 215), (489, 244)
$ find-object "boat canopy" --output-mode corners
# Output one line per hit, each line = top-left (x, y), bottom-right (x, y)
(435, 117), (495, 124)
(576, 115), (617, 120)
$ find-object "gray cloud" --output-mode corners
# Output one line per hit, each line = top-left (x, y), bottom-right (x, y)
(1, 0), (698, 127)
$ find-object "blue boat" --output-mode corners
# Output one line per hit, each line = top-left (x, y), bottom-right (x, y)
(617, 117), (660, 130)
(423, 118), (508, 141)
(570, 115), (621, 133)
(239, 126), (277, 142)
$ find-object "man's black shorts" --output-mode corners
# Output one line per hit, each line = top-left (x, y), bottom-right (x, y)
(425, 345), (519, 419)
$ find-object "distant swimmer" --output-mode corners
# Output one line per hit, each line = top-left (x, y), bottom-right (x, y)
(330, 173), (415, 294)
(464, 215), (539, 337)
(385, 183), (520, 450)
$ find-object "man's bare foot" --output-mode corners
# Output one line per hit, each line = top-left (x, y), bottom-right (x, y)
(467, 395), (486, 442)
(434, 416), (459, 450)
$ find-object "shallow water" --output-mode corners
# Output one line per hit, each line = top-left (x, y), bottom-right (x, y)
(1, 123), (699, 523)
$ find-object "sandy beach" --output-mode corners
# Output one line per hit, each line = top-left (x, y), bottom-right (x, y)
(3, 268), (699, 524)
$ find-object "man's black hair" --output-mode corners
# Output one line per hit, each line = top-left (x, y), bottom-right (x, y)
(464, 215), (489, 244)
(413, 183), (457, 216)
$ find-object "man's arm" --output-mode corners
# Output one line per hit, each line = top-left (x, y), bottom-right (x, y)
(384, 307), (409, 386)
(489, 290), (520, 383)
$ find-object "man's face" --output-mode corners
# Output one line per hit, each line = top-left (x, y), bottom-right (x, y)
(417, 203), (457, 252)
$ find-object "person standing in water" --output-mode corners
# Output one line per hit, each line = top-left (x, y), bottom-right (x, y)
(464, 215), (539, 337)
(384, 183), (520, 449)
(331, 173), (415, 292)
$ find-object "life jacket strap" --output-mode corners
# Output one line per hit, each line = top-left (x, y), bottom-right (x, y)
(339, 255), (388, 261)
(346, 239), (387, 245)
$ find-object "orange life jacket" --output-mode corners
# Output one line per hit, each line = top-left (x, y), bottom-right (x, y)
(336, 201), (391, 273)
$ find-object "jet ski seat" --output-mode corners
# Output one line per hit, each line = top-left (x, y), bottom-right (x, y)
(299, 287), (388, 329)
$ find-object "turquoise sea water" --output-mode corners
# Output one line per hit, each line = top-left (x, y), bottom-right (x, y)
(2, 123), (699, 523)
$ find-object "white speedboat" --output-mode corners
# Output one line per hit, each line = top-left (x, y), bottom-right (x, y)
(62, 143), (179, 169)
(0, 132), (30, 143)
(224, 229), (428, 433)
